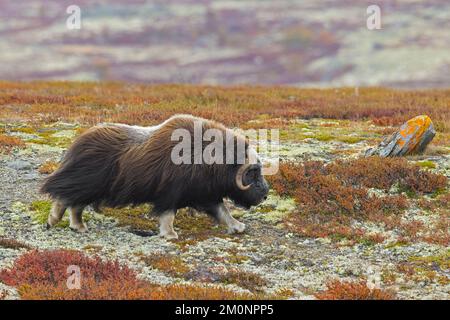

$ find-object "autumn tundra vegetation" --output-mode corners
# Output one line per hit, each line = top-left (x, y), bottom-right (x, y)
(0, 82), (448, 300)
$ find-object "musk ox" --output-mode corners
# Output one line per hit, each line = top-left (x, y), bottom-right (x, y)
(40, 114), (269, 239)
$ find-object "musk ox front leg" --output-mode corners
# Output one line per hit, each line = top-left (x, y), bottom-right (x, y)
(213, 203), (246, 234)
(158, 210), (178, 240)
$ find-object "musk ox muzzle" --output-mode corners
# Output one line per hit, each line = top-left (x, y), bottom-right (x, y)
(41, 114), (269, 239)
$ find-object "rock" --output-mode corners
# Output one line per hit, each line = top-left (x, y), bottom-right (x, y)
(6, 160), (33, 171)
(365, 115), (435, 157)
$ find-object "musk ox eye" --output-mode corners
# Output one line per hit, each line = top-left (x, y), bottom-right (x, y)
(244, 168), (259, 183)
(246, 168), (256, 179)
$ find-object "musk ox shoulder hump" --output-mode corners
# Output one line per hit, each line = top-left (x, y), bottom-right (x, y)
(99, 114), (204, 144)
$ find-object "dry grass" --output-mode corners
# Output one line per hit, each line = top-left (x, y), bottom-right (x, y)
(0, 82), (449, 134)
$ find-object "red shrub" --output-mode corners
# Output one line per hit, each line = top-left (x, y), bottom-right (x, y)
(266, 157), (449, 243)
(0, 249), (260, 300)
(18, 278), (153, 300)
(267, 160), (410, 216)
(0, 249), (137, 287)
(327, 157), (447, 194)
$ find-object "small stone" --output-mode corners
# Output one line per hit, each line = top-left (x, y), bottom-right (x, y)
(7, 160), (33, 171)
(365, 115), (435, 157)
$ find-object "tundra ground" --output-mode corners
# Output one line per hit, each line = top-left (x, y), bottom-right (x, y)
(0, 83), (448, 300)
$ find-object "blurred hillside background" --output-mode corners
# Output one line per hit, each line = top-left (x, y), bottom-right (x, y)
(0, 0), (449, 88)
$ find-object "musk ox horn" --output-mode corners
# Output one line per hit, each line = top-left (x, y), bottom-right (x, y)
(236, 163), (253, 190)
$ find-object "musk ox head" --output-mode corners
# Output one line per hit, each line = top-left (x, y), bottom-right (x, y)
(229, 149), (269, 209)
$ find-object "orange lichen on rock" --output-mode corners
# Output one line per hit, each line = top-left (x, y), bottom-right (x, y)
(366, 115), (436, 157)
(399, 115), (434, 154)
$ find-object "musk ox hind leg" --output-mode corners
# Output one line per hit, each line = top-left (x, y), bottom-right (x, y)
(47, 200), (67, 229)
(158, 210), (178, 240)
(211, 203), (246, 234)
(69, 206), (88, 233)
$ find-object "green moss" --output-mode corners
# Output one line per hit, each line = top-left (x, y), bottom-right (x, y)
(226, 248), (250, 264)
(101, 205), (157, 231)
(336, 136), (364, 144)
(329, 233), (351, 242)
(313, 132), (334, 142)
(416, 161), (436, 169)
(358, 238), (378, 246)
(277, 120), (373, 144)
(409, 251), (450, 270)
(28, 130), (73, 148)
(279, 130), (308, 142)
(247, 193), (296, 224)
(29, 200), (68, 228)
(384, 241), (409, 249)
(397, 185), (418, 198)
(174, 209), (228, 241)
(29, 200), (90, 228)
(101, 205), (229, 246)
(11, 127), (36, 134)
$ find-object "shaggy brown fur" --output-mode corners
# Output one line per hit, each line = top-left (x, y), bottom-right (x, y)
(41, 115), (268, 218)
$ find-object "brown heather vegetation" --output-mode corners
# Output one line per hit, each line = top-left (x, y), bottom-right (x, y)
(140, 253), (190, 278)
(0, 237), (32, 250)
(326, 157), (448, 195)
(0, 134), (25, 153)
(100, 206), (228, 246)
(267, 157), (448, 244)
(394, 251), (449, 286)
(140, 253), (267, 293)
(38, 160), (59, 174)
(315, 280), (396, 300)
(268, 159), (412, 217)
(0, 249), (261, 300)
(213, 268), (268, 293)
(0, 82), (449, 133)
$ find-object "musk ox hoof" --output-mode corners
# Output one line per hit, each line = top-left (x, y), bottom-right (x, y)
(227, 221), (246, 234)
(160, 231), (179, 240)
(69, 223), (88, 233)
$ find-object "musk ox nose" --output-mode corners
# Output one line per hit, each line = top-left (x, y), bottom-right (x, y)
(263, 196), (268, 200)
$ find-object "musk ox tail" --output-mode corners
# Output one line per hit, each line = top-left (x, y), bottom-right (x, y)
(40, 125), (130, 207)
